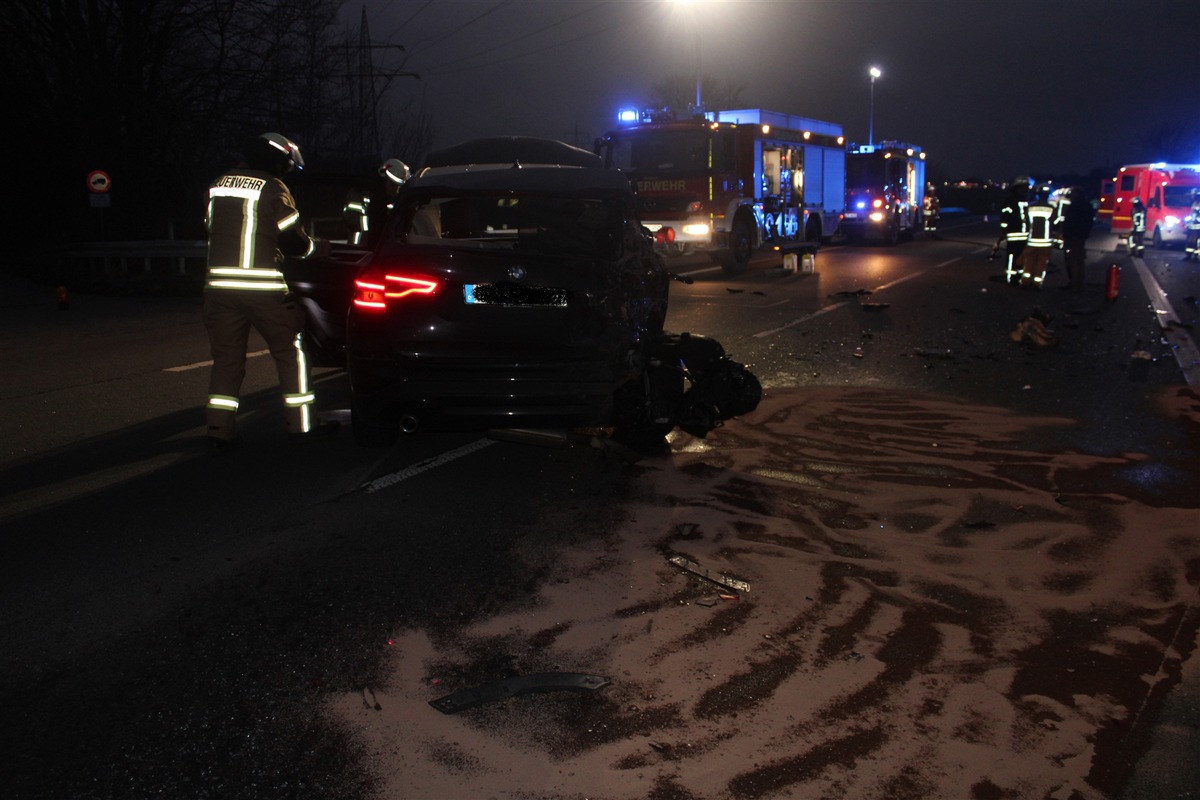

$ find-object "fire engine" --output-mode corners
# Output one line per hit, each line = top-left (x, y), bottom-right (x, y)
(1111, 163), (1200, 247)
(1097, 177), (1115, 225)
(596, 107), (846, 274)
(843, 141), (926, 244)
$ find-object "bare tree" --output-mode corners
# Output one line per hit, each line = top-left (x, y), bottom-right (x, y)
(0, 0), (430, 243)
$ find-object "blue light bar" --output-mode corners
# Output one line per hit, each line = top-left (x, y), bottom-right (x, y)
(617, 108), (639, 125)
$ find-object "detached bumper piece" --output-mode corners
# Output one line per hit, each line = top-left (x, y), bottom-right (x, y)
(429, 672), (611, 714)
(650, 332), (763, 437)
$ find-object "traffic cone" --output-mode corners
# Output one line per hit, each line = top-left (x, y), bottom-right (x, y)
(56, 285), (70, 311)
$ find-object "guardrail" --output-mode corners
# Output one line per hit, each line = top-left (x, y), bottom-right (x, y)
(55, 239), (208, 282)
(52, 217), (348, 288)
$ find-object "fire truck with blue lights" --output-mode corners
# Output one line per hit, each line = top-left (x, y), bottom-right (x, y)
(596, 107), (846, 274)
(842, 141), (927, 244)
(1111, 163), (1200, 248)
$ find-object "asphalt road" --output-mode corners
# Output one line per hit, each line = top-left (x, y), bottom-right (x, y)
(0, 217), (1196, 799)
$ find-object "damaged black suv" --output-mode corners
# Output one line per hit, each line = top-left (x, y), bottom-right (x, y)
(294, 137), (760, 446)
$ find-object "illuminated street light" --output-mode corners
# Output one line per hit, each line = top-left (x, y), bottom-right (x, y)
(869, 66), (882, 146)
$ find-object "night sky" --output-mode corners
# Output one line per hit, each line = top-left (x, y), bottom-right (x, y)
(341, 0), (1198, 182)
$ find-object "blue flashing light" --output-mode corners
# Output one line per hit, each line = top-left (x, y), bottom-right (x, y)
(617, 108), (640, 125)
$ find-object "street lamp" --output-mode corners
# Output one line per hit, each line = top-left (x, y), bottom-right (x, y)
(868, 66), (882, 146)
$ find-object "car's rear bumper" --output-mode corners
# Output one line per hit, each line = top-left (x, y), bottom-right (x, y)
(349, 354), (628, 430)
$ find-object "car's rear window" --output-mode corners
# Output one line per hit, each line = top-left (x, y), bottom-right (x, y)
(396, 193), (622, 257)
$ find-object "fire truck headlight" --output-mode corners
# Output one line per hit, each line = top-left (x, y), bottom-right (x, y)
(1165, 215), (1181, 228)
(682, 222), (711, 236)
(869, 212), (885, 223)
(872, 198), (884, 208)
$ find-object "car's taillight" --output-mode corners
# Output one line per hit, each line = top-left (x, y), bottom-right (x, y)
(353, 271), (439, 311)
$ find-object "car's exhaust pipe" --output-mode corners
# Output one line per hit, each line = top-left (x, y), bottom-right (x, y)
(400, 415), (421, 434)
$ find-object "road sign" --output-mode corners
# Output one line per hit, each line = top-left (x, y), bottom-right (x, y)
(87, 170), (111, 193)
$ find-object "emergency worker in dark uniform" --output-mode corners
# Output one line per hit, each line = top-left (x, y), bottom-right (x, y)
(923, 183), (941, 239)
(1183, 189), (1200, 261)
(203, 132), (336, 453)
(1019, 187), (1058, 288)
(1129, 197), (1147, 257)
(343, 157), (411, 248)
(999, 177), (1031, 283)
(1059, 187), (1094, 291)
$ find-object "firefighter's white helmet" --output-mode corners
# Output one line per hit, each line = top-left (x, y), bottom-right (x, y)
(246, 132), (305, 174)
(379, 158), (411, 185)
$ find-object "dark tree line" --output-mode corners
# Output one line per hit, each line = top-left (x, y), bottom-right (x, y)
(0, 0), (430, 247)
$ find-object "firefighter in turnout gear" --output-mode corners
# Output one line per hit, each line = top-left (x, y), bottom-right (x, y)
(923, 183), (941, 239)
(1059, 186), (1094, 291)
(999, 177), (1032, 283)
(1184, 189), (1200, 261)
(1129, 197), (1147, 257)
(1020, 187), (1060, 288)
(203, 132), (337, 454)
(342, 157), (411, 248)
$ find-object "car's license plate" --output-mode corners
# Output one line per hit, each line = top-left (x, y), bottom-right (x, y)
(464, 284), (568, 307)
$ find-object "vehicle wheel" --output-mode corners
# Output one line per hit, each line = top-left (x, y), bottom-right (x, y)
(806, 218), (822, 244)
(1152, 227), (1163, 249)
(612, 355), (682, 448)
(351, 395), (399, 447)
(717, 218), (752, 274)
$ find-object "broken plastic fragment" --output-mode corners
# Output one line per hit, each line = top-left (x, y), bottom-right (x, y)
(429, 672), (611, 714)
(668, 555), (750, 593)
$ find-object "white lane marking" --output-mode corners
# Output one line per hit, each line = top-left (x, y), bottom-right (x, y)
(752, 302), (849, 338)
(164, 349), (271, 372)
(872, 271), (924, 291)
(0, 452), (186, 522)
(1132, 258), (1200, 386)
(360, 438), (497, 494)
(751, 254), (967, 339)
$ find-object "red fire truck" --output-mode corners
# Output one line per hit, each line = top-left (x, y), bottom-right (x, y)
(596, 107), (846, 274)
(1111, 163), (1200, 247)
(1097, 177), (1115, 225)
(843, 141), (927, 244)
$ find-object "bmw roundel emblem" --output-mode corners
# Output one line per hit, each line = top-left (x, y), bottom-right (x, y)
(507, 265), (527, 282)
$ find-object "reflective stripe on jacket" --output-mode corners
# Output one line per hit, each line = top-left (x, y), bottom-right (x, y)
(205, 169), (311, 291)
(1001, 200), (1029, 241)
(1131, 207), (1146, 232)
(1026, 202), (1058, 248)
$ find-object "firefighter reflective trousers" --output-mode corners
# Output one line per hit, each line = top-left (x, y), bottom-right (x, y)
(1005, 241), (1026, 282)
(1019, 246), (1051, 287)
(202, 289), (314, 440)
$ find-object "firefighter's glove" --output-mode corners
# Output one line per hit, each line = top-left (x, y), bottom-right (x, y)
(311, 238), (332, 259)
